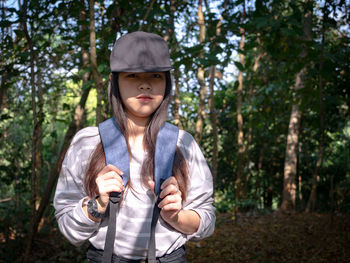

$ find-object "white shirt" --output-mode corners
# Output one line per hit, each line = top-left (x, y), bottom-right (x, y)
(54, 126), (215, 260)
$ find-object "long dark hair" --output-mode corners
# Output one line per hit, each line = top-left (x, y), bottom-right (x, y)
(84, 72), (188, 201)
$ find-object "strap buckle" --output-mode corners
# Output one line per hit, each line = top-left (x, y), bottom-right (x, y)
(110, 192), (121, 204)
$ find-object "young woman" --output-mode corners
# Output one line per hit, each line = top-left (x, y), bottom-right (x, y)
(54, 31), (215, 263)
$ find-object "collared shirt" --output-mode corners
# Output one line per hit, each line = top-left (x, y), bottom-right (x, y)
(54, 127), (215, 260)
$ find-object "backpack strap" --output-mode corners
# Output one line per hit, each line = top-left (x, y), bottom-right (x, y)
(147, 123), (179, 262)
(98, 117), (130, 263)
(154, 122), (179, 196)
(98, 117), (179, 263)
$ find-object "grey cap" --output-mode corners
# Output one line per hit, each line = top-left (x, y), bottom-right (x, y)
(110, 31), (172, 72)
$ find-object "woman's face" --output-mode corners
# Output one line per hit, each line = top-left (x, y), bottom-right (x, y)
(118, 72), (166, 123)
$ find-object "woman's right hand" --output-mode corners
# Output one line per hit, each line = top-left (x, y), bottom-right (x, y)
(95, 164), (124, 213)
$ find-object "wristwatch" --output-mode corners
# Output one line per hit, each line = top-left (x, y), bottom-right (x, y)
(87, 196), (104, 218)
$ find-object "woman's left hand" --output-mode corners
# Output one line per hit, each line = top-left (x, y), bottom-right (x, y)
(158, 176), (182, 223)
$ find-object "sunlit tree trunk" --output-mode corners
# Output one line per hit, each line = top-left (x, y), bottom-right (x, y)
(194, 0), (207, 144)
(281, 0), (313, 212)
(90, 0), (103, 125)
(78, 0), (90, 128)
(306, 2), (327, 213)
(99, 1), (110, 120)
(164, 0), (182, 129)
(235, 0), (246, 210)
(173, 69), (182, 128)
(281, 102), (302, 211)
(208, 66), (218, 183)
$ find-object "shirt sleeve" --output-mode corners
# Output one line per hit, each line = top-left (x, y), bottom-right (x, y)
(178, 131), (216, 241)
(53, 127), (101, 246)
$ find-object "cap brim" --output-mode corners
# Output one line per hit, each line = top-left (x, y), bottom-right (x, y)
(111, 66), (173, 73)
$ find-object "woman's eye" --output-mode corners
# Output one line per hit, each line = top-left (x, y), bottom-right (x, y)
(152, 73), (161, 78)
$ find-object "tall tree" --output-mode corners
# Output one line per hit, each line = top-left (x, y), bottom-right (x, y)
(208, 0), (228, 185)
(20, 0), (43, 233)
(235, 0), (246, 209)
(194, 0), (207, 143)
(90, 0), (104, 125)
(0, 0), (9, 113)
(305, 1), (327, 213)
(281, 0), (313, 212)
(243, 33), (262, 202)
(165, 0), (182, 129)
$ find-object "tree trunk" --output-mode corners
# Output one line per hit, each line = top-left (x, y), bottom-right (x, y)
(173, 69), (182, 129)
(235, 0), (246, 210)
(194, 0), (207, 144)
(0, 77), (7, 113)
(209, 65), (218, 184)
(138, 0), (156, 31)
(256, 143), (264, 208)
(35, 66), (44, 209)
(99, 1), (109, 120)
(243, 33), (262, 202)
(89, 0), (103, 125)
(306, 2), (327, 213)
(281, 101), (302, 211)
(0, 0), (7, 112)
(21, 0), (41, 236)
(21, 0), (38, 259)
(164, 0), (182, 129)
(207, 0), (228, 186)
(280, 0), (313, 212)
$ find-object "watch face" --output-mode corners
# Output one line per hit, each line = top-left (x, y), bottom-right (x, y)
(87, 197), (103, 218)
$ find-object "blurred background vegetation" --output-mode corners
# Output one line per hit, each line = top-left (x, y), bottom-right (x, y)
(0, 0), (349, 262)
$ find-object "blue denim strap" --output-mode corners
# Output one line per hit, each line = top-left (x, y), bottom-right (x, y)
(98, 117), (130, 187)
(154, 122), (179, 195)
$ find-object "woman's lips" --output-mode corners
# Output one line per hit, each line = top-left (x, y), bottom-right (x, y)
(137, 95), (152, 102)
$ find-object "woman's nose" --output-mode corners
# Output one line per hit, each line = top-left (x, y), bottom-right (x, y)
(138, 79), (152, 91)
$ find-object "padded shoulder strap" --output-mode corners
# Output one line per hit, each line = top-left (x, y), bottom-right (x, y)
(98, 117), (130, 187)
(154, 122), (179, 196)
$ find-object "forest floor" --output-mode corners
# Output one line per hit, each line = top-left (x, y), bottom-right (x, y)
(185, 212), (350, 263)
(1, 212), (350, 262)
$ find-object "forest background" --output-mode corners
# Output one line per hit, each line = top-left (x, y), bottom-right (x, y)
(0, 0), (349, 262)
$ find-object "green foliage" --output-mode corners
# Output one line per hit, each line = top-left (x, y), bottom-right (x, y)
(0, 0), (349, 261)
(214, 187), (236, 213)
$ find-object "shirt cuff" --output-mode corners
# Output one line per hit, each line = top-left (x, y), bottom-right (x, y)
(185, 208), (205, 241)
